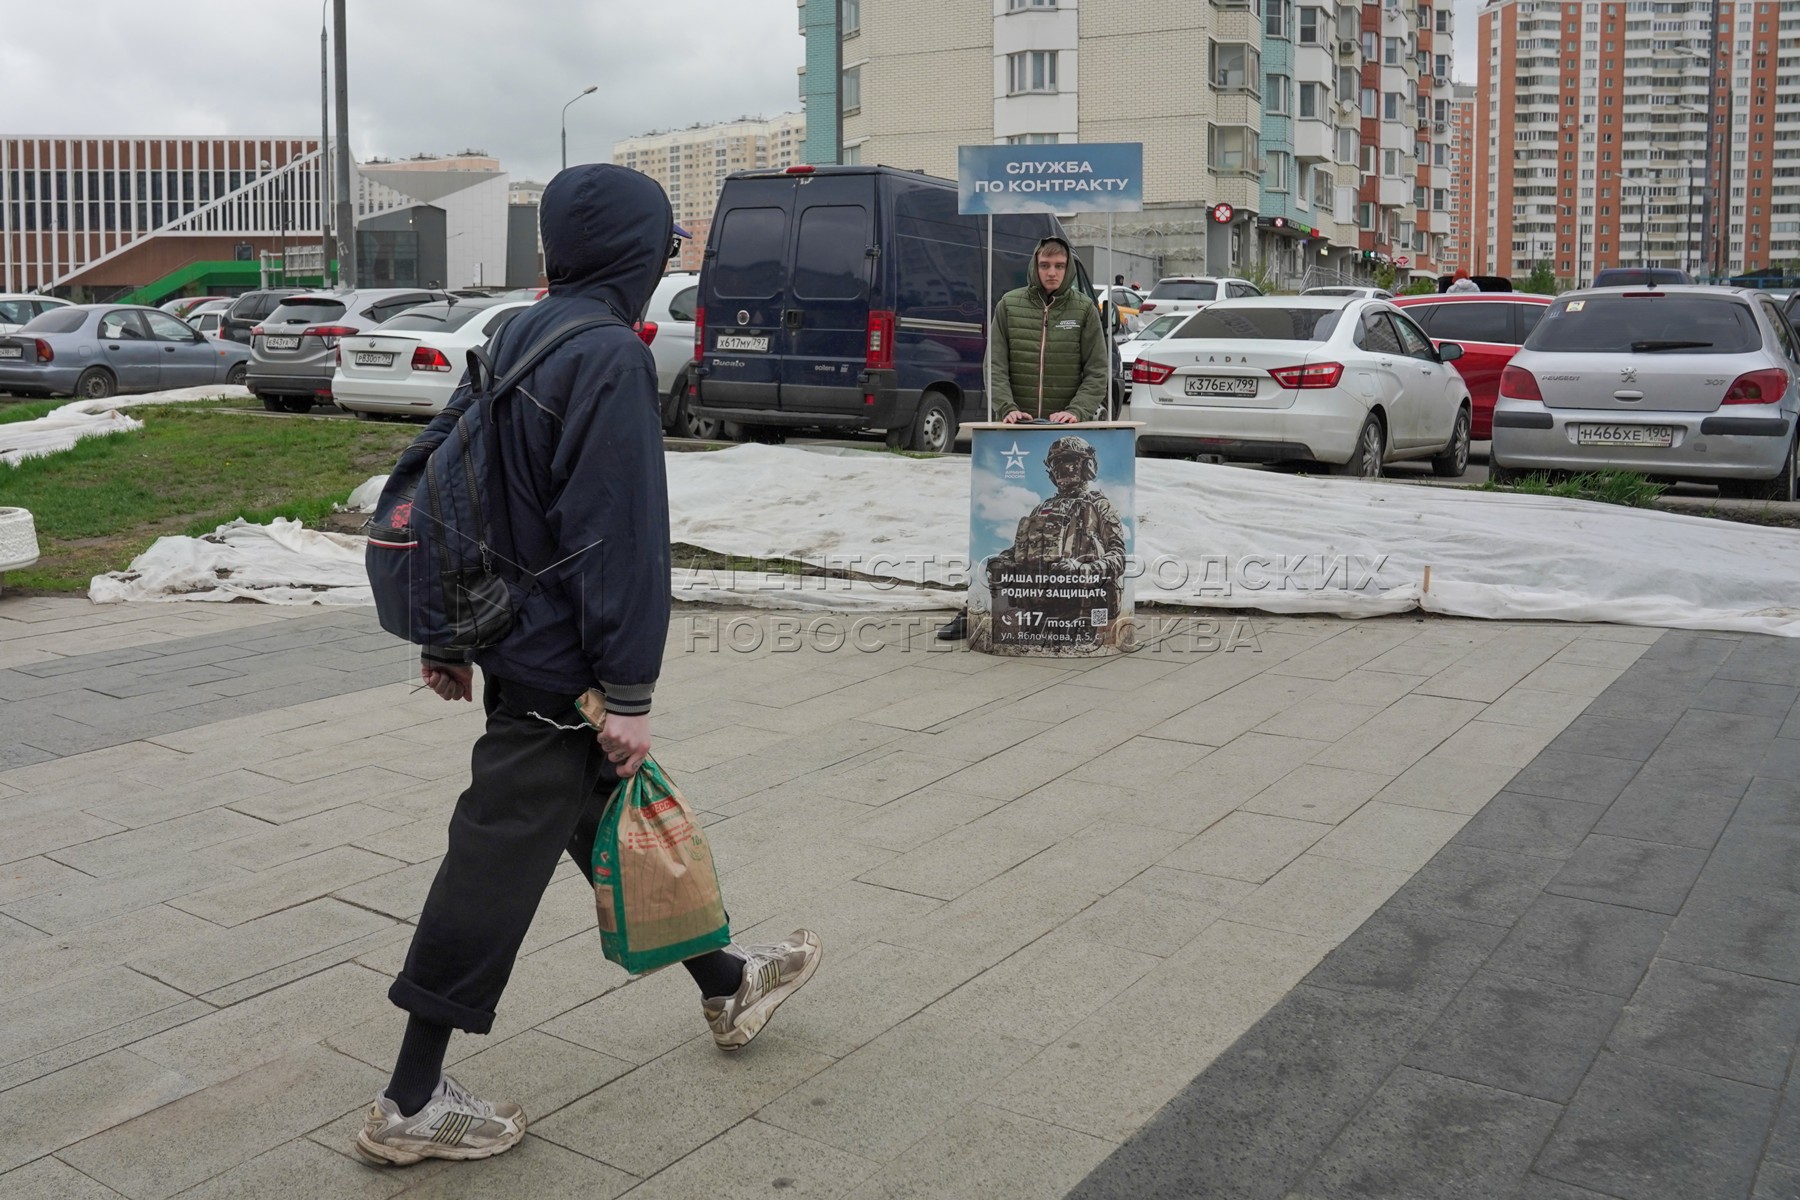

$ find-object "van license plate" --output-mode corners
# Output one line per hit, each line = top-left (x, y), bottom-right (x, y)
(716, 335), (769, 352)
(1184, 376), (1259, 397)
(354, 352), (394, 367)
(1574, 424), (1675, 447)
(264, 336), (300, 350)
(0, 347), (20, 358)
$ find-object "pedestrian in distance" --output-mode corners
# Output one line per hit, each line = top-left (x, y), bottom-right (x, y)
(938, 235), (1111, 642)
(355, 162), (822, 1169)
(1447, 267), (1480, 293)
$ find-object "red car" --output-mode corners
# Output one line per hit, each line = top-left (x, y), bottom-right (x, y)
(1392, 293), (1552, 440)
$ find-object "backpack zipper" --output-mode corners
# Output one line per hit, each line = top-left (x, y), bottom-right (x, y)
(458, 419), (492, 574)
(1037, 293), (1051, 417)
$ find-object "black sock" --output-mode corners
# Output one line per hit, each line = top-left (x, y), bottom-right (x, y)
(385, 1015), (453, 1117)
(684, 949), (745, 999)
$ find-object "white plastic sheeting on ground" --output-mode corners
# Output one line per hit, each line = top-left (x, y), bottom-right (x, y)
(90, 444), (1800, 637)
(90, 518), (371, 605)
(0, 386), (252, 466)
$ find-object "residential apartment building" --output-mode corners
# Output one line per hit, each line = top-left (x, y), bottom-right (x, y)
(614, 113), (804, 271)
(1474, 0), (1800, 283)
(1447, 82), (1476, 271)
(800, 0), (1380, 282)
(0, 135), (321, 296)
(1355, 0), (1441, 277)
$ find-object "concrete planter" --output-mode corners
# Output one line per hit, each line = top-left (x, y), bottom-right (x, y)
(0, 506), (41, 594)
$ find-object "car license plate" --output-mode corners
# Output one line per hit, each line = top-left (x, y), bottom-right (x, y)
(354, 352), (394, 367)
(0, 347), (20, 359)
(716, 335), (769, 352)
(1574, 424), (1676, 448)
(264, 336), (300, 350)
(1184, 375), (1258, 398)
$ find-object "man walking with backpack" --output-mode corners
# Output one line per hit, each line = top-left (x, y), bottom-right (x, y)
(938, 235), (1112, 641)
(354, 163), (822, 1168)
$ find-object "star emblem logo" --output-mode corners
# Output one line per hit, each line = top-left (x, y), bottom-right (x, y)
(1001, 441), (1028, 471)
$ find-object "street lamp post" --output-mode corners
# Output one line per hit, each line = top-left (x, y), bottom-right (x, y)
(561, 86), (598, 172)
(319, 0), (332, 287)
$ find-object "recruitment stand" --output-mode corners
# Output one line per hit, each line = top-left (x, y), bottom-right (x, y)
(964, 421), (1141, 658)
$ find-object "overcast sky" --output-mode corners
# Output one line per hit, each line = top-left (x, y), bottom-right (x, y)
(2, 0), (1482, 183)
(0, 1), (807, 184)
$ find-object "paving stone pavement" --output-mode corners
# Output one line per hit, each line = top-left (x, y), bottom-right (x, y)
(0, 594), (1754, 1199)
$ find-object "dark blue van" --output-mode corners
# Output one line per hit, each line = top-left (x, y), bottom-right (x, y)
(690, 165), (1087, 451)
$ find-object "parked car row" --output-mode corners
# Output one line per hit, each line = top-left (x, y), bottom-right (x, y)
(0, 305), (250, 398)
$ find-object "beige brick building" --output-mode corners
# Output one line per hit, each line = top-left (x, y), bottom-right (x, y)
(614, 113), (805, 272)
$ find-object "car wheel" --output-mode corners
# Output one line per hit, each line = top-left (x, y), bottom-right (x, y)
(75, 367), (116, 401)
(1431, 406), (1471, 478)
(1488, 457), (1521, 486)
(226, 363), (248, 387)
(741, 424), (787, 445)
(675, 379), (723, 440)
(1721, 432), (1799, 502)
(908, 393), (957, 454)
(1332, 414), (1384, 478)
(280, 398), (314, 414)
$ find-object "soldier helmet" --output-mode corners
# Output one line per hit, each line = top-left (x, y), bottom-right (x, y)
(1045, 435), (1098, 482)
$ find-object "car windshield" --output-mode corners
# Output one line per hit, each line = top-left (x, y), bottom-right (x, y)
(266, 299), (348, 325)
(1526, 295), (1761, 354)
(20, 307), (87, 334)
(378, 303), (500, 332)
(1172, 306), (1344, 341)
(1149, 280), (1218, 300)
(0, 299), (35, 324)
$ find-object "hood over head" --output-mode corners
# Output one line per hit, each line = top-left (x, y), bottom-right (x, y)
(1029, 235), (1077, 298)
(540, 164), (673, 322)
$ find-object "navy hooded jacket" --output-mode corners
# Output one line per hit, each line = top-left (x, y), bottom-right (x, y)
(428, 163), (672, 715)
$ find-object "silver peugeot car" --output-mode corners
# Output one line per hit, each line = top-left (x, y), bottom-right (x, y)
(1491, 287), (1800, 500)
(246, 287), (448, 413)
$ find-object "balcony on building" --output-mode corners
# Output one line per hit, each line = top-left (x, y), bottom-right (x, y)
(1294, 117), (1335, 162)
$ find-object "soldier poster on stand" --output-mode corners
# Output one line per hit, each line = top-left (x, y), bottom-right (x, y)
(967, 423), (1137, 657)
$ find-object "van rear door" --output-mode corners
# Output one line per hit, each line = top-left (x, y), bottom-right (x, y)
(702, 185), (792, 414)
(780, 173), (876, 419)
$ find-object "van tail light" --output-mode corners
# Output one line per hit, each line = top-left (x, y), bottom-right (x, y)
(1500, 364), (1544, 402)
(303, 324), (357, 347)
(866, 310), (896, 370)
(1722, 368), (1788, 405)
(1139, 301), (1157, 312)
(411, 346), (453, 373)
(33, 339), (52, 363)
(1268, 362), (1345, 389)
(785, 165), (816, 174)
(636, 320), (658, 346)
(693, 306), (704, 362)
(1131, 359), (1175, 386)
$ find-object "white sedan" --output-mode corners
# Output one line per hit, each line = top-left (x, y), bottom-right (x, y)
(1126, 297), (1473, 477)
(331, 298), (534, 418)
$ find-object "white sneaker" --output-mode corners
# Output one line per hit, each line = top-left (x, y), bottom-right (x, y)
(354, 1074), (526, 1166)
(702, 929), (823, 1051)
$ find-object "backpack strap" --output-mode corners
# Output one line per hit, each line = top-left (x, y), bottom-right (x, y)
(464, 312), (624, 405)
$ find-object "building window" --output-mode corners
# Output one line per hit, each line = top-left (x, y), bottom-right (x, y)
(1208, 124), (1260, 174)
(841, 65), (861, 114)
(840, 0), (859, 35)
(1384, 148), (1401, 176)
(1299, 82), (1320, 118)
(1266, 74), (1291, 115)
(1361, 31), (1377, 58)
(1006, 133), (1061, 144)
(1358, 202), (1375, 229)
(842, 144), (862, 164)
(1266, 0), (1288, 37)
(1211, 41), (1260, 93)
(1384, 92), (1400, 121)
(1361, 87), (1378, 118)
(1268, 151), (1292, 190)
(1007, 50), (1059, 94)
(1312, 167), (1334, 208)
(1006, 0), (1057, 8)
(1297, 6), (1324, 42)
(1384, 36), (1401, 64)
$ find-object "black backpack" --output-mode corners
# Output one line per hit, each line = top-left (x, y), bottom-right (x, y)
(364, 314), (620, 652)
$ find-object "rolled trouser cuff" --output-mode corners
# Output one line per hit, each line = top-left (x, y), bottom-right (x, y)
(388, 972), (497, 1035)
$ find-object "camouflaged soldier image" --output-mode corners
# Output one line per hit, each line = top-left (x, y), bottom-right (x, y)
(988, 436), (1128, 614)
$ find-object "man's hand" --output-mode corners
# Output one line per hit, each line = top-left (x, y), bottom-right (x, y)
(1001, 410), (1032, 424)
(598, 713), (652, 777)
(1049, 411), (1079, 424)
(421, 662), (473, 702)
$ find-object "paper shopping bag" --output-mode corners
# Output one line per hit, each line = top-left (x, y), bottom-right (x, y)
(589, 756), (731, 974)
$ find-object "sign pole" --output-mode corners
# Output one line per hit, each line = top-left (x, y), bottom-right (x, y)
(1107, 211), (1114, 291)
(985, 212), (994, 422)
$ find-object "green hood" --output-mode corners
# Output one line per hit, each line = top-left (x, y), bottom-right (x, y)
(1028, 236), (1077, 301)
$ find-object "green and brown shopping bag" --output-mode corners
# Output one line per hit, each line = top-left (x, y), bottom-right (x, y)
(579, 700), (730, 973)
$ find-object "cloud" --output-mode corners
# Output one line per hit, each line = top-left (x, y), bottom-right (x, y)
(5, 1), (804, 185)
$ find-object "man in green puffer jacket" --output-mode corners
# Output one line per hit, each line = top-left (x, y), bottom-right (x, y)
(939, 237), (1112, 641)
(989, 236), (1112, 424)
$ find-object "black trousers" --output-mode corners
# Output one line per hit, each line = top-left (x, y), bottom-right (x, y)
(389, 673), (617, 1034)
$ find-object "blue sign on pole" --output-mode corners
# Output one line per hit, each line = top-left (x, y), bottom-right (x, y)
(957, 143), (1144, 217)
